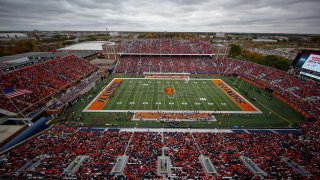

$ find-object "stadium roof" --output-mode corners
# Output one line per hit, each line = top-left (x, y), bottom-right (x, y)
(58, 41), (106, 51)
(0, 52), (44, 63)
(0, 51), (97, 68)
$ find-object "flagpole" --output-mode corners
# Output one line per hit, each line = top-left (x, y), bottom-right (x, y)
(1, 89), (29, 123)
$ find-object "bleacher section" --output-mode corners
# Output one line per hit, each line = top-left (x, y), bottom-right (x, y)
(0, 125), (318, 179)
(0, 55), (97, 113)
(120, 39), (214, 55)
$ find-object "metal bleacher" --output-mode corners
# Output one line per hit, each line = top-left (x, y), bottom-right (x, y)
(281, 157), (313, 177)
(15, 154), (50, 175)
(199, 155), (217, 175)
(63, 155), (89, 175)
(239, 155), (268, 177)
(157, 155), (172, 176)
(111, 155), (128, 175)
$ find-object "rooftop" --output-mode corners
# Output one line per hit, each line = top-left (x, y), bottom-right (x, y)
(58, 41), (107, 51)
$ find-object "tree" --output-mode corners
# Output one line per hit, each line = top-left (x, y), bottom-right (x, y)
(259, 55), (290, 71)
(310, 36), (320, 43)
(229, 44), (241, 58)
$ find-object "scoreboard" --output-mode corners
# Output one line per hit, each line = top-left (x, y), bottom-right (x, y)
(293, 50), (320, 80)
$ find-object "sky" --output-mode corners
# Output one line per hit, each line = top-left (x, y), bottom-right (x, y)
(0, 0), (319, 34)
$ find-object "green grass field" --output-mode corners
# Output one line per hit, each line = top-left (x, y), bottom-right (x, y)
(99, 78), (247, 112)
(54, 75), (304, 128)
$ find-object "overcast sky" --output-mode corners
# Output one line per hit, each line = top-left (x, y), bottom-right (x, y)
(0, 0), (319, 33)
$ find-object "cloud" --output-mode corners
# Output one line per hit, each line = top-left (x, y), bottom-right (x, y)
(0, 0), (319, 33)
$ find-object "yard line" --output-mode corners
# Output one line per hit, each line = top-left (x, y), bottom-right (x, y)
(179, 80), (196, 111)
(196, 81), (218, 111)
(120, 79), (139, 110)
(129, 79), (144, 110)
(143, 79), (151, 110)
(161, 80), (168, 110)
(135, 80), (147, 110)
(172, 80), (186, 111)
(164, 80), (174, 110)
(112, 80), (133, 110)
(149, 79), (156, 110)
(168, 80), (182, 111)
(202, 81), (227, 111)
(216, 82), (244, 111)
(188, 80), (211, 111)
(204, 82), (229, 111)
(106, 80), (130, 110)
(209, 81), (240, 111)
(156, 80), (160, 111)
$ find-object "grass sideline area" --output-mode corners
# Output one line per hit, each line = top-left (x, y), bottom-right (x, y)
(53, 74), (304, 128)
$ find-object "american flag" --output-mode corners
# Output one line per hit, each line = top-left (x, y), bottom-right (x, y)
(3, 88), (31, 99)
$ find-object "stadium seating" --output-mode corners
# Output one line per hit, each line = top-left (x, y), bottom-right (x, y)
(121, 39), (214, 54)
(124, 132), (162, 178)
(47, 70), (102, 110)
(1, 125), (319, 179)
(0, 55), (96, 113)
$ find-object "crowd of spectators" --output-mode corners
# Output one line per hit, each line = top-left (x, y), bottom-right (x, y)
(124, 132), (162, 178)
(193, 131), (320, 179)
(0, 55), (96, 113)
(47, 70), (103, 110)
(164, 132), (205, 178)
(115, 56), (320, 120)
(1, 125), (319, 179)
(121, 39), (214, 54)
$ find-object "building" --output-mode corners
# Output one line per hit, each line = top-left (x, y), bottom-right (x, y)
(0, 33), (30, 41)
(57, 41), (106, 55)
(252, 39), (278, 43)
(212, 44), (230, 59)
(102, 42), (120, 61)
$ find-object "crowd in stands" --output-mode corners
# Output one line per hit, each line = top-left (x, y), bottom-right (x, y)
(1, 124), (319, 179)
(124, 132), (162, 178)
(115, 56), (320, 120)
(164, 132), (205, 178)
(157, 112), (213, 121)
(121, 39), (214, 54)
(47, 70), (103, 110)
(0, 55), (96, 113)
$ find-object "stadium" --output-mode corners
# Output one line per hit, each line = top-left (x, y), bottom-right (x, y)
(0, 38), (319, 179)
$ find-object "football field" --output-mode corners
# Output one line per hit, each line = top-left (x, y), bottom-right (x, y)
(84, 78), (260, 113)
